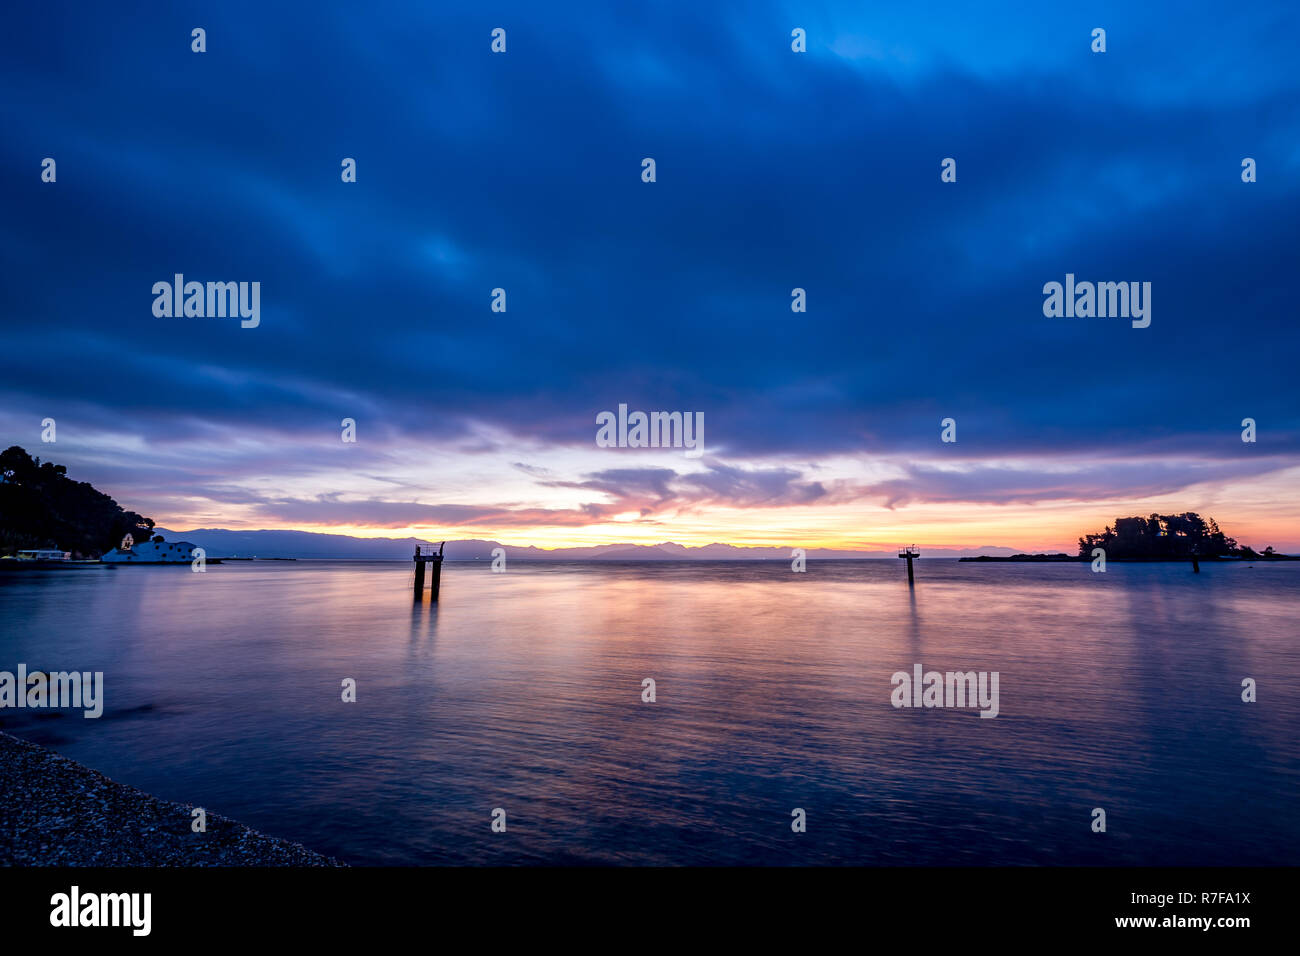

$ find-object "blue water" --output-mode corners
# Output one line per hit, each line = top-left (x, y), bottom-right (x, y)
(1, 559), (1297, 865)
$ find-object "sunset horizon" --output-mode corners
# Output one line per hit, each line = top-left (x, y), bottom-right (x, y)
(58, 451), (1300, 556)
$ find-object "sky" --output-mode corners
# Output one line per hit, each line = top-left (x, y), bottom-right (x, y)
(2, 1), (1298, 553)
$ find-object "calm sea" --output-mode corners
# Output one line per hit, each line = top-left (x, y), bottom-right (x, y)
(2, 559), (1297, 865)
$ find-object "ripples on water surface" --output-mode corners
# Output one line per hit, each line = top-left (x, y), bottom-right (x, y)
(1, 559), (1297, 865)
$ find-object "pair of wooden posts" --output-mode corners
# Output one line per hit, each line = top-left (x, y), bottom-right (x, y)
(414, 542), (445, 600)
(415, 542), (926, 595)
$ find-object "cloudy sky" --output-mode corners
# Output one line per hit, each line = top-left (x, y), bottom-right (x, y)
(2, 1), (1298, 551)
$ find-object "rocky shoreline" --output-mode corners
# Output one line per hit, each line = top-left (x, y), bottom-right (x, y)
(0, 731), (343, 866)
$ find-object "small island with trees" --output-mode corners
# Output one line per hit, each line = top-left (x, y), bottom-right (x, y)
(0, 445), (155, 558)
(961, 512), (1293, 561)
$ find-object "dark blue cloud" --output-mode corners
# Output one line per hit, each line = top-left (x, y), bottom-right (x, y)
(2, 0), (1297, 496)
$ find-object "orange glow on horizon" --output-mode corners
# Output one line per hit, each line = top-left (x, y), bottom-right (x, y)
(138, 458), (1300, 554)
(155, 485), (1300, 554)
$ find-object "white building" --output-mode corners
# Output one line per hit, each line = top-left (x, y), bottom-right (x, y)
(101, 536), (199, 564)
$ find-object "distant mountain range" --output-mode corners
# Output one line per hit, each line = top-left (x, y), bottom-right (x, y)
(153, 528), (1023, 560)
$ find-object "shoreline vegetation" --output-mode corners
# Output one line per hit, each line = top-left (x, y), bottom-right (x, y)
(0, 731), (343, 866)
(1, 446), (153, 559)
(961, 512), (1293, 562)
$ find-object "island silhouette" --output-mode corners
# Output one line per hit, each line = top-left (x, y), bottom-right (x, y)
(961, 512), (1291, 561)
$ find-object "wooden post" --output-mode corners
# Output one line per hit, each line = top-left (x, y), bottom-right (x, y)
(428, 552), (443, 601)
(1192, 556), (1200, 573)
(413, 542), (445, 601)
(899, 546), (918, 587)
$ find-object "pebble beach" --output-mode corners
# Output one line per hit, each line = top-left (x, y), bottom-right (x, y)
(0, 731), (343, 866)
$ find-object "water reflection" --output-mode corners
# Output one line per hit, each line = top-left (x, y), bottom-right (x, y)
(1, 559), (1296, 865)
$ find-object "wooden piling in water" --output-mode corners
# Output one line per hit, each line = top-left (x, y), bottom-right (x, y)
(899, 545), (919, 587)
(413, 542), (445, 601)
(429, 552), (442, 600)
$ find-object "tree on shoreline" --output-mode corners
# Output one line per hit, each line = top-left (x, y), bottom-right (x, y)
(1077, 512), (1240, 559)
(0, 446), (154, 557)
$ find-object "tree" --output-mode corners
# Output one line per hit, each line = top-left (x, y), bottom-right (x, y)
(1077, 512), (1245, 559)
(0, 446), (155, 557)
